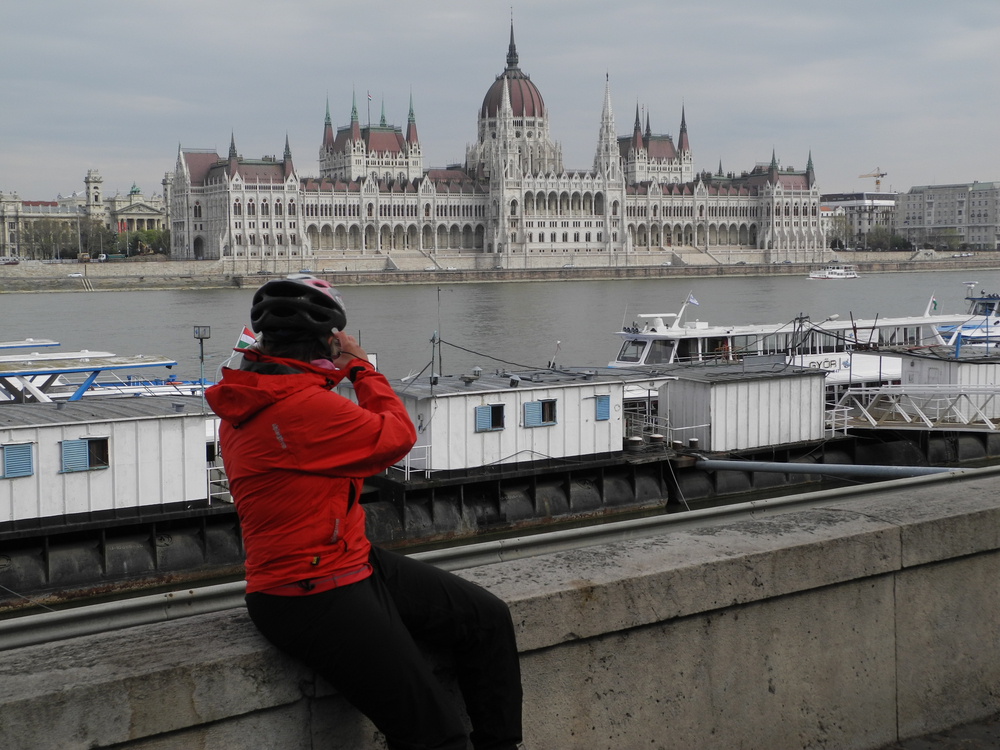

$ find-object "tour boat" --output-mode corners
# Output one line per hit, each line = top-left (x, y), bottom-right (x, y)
(808, 264), (859, 280)
(608, 292), (980, 395)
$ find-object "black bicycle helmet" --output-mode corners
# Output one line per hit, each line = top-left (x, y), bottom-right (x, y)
(250, 275), (347, 337)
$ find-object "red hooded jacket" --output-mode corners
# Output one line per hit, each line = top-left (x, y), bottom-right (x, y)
(205, 353), (416, 594)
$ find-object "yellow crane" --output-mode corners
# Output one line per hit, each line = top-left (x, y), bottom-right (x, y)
(859, 167), (887, 192)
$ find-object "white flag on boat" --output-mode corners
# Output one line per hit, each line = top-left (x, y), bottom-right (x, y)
(686, 293), (699, 306)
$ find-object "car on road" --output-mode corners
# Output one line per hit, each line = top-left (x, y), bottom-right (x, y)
(67, 272), (84, 278)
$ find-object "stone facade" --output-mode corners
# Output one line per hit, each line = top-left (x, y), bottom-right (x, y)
(0, 171), (165, 259)
(167, 25), (826, 264)
(820, 191), (898, 249)
(895, 182), (1000, 250)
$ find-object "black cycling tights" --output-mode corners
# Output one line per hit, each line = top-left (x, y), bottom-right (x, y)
(246, 547), (523, 750)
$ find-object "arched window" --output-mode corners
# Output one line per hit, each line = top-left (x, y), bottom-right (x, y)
(261, 200), (269, 216)
(247, 201), (256, 216)
(288, 201), (296, 216)
(612, 201), (619, 216)
(274, 201), (283, 216)
(424, 203), (431, 217)
(367, 203), (374, 217)
(510, 200), (518, 216)
(193, 202), (202, 218)
(233, 201), (242, 216)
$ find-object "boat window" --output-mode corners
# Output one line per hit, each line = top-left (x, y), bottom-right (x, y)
(675, 339), (698, 361)
(760, 334), (788, 355)
(617, 340), (646, 363)
(1, 443), (34, 478)
(706, 338), (730, 358)
(474, 404), (505, 432)
(524, 400), (557, 428)
(732, 335), (759, 356)
(646, 340), (674, 364)
(816, 332), (841, 353)
(60, 438), (109, 472)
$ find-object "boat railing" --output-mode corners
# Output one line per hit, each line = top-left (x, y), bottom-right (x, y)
(394, 444), (433, 480)
(207, 458), (232, 504)
(625, 413), (671, 440)
(824, 405), (852, 436)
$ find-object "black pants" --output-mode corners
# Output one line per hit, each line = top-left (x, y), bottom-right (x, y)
(245, 547), (523, 750)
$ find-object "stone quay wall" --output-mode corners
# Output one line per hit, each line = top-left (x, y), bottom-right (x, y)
(2, 251), (1000, 292)
(2, 473), (1000, 749)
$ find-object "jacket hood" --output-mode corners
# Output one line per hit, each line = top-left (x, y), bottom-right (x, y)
(205, 351), (349, 427)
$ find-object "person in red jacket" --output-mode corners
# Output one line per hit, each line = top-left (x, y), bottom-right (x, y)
(206, 276), (523, 750)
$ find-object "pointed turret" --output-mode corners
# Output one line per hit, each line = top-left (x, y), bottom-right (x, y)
(228, 133), (238, 160)
(717, 159), (724, 177)
(322, 99), (335, 150)
(631, 103), (643, 152)
(677, 106), (690, 153)
(406, 92), (419, 144)
(645, 113), (651, 141)
(769, 149), (778, 171)
(593, 73), (620, 177)
(379, 99), (387, 128)
(283, 134), (294, 178)
(806, 150), (815, 188)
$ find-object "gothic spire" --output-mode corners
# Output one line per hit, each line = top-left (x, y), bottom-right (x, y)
(406, 91), (419, 144)
(228, 132), (238, 160)
(379, 98), (386, 127)
(806, 150), (814, 173)
(645, 112), (651, 140)
(594, 74), (620, 176)
(678, 106), (690, 153)
(506, 21), (519, 69)
(284, 134), (292, 161)
(769, 148), (778, 171)
(350, 89), (358, 122)
(325, 97), (331, 125)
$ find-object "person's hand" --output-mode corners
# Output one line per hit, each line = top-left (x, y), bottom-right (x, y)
(332, 331), (368, 369)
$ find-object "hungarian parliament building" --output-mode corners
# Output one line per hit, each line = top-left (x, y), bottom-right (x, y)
(166, 27), (825, 263)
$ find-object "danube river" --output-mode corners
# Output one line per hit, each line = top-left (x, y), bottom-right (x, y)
(3, 270), (995, 381)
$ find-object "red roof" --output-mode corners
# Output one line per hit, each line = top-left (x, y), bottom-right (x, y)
(183, 152), (222, 185)
(481, 71), (544, 119)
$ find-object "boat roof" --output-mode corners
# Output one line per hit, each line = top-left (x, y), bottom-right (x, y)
(615, 312), (979, 339)
(0, 339), (59, 350)
(0, 396), (206, 430)
(387, 367), (678, 400)
(0, 352), (177, 378)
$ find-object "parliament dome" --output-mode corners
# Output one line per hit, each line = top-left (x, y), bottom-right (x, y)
(480, 26), (545, 119)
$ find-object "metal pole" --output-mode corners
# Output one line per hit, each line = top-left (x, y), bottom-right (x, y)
(695, 458), (963, 480)
(199, 338), (205, 412)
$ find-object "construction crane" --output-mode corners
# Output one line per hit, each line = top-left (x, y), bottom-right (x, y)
(859, 167), (887, 192)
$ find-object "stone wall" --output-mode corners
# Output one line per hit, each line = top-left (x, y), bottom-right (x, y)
(3, 472), (999, 749)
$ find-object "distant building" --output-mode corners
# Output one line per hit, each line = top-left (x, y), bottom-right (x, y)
(168, 24), (825, 264)
(0, 170), (166, 259)
(894, 182), (999, 251)
(819, 192), (897, 249)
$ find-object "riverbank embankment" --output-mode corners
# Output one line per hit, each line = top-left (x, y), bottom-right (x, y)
(3, 251), (1000, 292)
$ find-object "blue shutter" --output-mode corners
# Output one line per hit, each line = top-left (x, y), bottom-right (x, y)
(62, 440), (89, 472)
(3, 444), (33, 478)
(524, 401), (542, 427)
(595, 394), (610, 421)
(475, 405), (492, 433)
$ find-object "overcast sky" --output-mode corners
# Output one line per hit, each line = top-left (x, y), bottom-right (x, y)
(2, 1), (997, 201)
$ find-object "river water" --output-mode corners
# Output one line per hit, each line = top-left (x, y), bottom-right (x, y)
(2, 269), (995, 382)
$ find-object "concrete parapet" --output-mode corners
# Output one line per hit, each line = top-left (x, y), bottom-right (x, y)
(2, 475), (1000, 748)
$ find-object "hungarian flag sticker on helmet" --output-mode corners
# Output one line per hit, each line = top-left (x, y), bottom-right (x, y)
(235, 326), (257, 350)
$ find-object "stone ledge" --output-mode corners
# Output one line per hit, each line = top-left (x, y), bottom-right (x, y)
(2, 476), (999, 749)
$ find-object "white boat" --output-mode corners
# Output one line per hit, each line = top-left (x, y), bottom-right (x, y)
(935, 284), (1000, 350)
(808, 264), (858, 280)
(608, 293), (980, 395)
